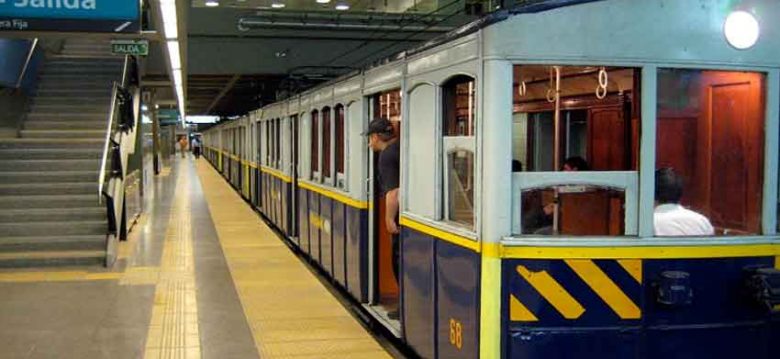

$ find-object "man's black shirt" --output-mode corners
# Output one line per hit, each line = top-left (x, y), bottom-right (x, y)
(378, 140), (400, 196)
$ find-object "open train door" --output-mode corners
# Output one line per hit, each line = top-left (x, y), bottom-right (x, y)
(365, 89), (402, 334)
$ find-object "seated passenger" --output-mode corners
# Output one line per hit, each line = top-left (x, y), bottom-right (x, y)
(522, 157), (590, 234)
(563, 156), (590, 171)
(654, 168), (714, 236)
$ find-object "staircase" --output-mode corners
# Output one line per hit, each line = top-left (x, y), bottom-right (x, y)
(0, 39), (124, 267)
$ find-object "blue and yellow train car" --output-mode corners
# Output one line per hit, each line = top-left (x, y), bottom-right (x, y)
(202, 1), (780, 358)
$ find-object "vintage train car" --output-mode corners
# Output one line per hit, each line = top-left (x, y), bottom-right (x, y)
(202, 0), (780, 357)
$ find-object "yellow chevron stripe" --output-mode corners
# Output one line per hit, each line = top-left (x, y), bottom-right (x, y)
(516, 265), (585, 319)
(617, 259), (642, 283)
(510, 294), (538, 322)
(565, 259), (641, 320)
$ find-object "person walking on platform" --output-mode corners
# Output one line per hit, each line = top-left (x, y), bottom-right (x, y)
(192, 136), (202, 159)
(364, 117), (400, 319)
(178, 136), (188, 158)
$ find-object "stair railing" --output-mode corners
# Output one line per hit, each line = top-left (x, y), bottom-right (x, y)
(15, 38), (38, 89)
(98, 55), (140, 266)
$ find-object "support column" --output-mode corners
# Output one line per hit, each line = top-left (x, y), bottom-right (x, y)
(479, 59), (512, 359)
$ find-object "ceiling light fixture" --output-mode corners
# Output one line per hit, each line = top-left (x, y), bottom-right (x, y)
(724, 10), (760, 50)
(271, 0), (286, 8)
(335, 1), (349, 10)
(205, 0), (219, 7)
(316, 0), (331, 3)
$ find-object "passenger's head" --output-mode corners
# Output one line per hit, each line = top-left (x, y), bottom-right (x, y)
(655, 167), (683, 204)
(364, 117), (395, 152)
(512, 160), (523, 172)
(563, 156), (589, 171)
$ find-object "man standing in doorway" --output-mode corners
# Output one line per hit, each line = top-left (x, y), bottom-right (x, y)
(365, 117), (400, 320)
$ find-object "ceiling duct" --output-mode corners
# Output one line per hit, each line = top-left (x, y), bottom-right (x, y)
(238, 10), (457, 32)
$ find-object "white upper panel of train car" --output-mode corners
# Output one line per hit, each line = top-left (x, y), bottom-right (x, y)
(363, 62), (403, 95)
(483, 0), (780, 67)
(407, 33), (479, 77)
(334, 77), (362, 101)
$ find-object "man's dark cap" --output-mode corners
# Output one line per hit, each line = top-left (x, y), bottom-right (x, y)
(362, 118), (394, 136)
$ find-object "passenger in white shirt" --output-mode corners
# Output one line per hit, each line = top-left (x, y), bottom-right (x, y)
(654, 168), (714, 236)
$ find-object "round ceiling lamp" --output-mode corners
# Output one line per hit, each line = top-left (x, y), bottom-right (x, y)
(724, 10), (760, 50)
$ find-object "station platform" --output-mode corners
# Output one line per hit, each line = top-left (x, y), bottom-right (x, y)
(0, 157), (394, 359)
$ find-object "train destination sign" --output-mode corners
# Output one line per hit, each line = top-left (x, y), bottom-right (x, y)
(111, 39), (148, 56)
(0, 0), (140, 33)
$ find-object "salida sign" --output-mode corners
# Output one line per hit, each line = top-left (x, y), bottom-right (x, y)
(111, 40), (148, 56)
(0, 0), (140, 33)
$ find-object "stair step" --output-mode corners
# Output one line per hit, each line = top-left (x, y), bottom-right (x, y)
(0, 159), (98, 172)
(0, 250), (105, 268)
(24, 121), (107, 131)
(0, 235), (105, 252)
(35, 89), (113, 97)
(0, 208), (105, 223)
(0, 182), (96, 196)
(0, 148), (103, 161)
(0, 220), (105, 237)
(0, 171), (98, 184)
(0, 138), (103, 149)
(26, 113), (108, 122)
(20, 130), (105, 139)
(0, 194), (98, 209)
(32, 97), (112, 106)
(29, 103), (110, 112)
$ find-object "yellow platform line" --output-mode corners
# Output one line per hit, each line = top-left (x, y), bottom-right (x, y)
(565, 259), (641, 320)
(143, 168), (201, 359)
(617, 259), (643, 283)
(516, 265), (585, 319)
(195, 160), (390, 358)
(510, 294), (538, 322)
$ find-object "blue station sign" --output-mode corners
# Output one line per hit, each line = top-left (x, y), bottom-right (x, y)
(0, 0), (140, 33)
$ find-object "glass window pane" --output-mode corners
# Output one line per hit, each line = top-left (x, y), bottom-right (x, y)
(311, 110), (319, 177)
(447, 149), (475, 227)
(322, 107), (331, 179)
(335, 105), (345, 175)
(520, 186), (626, 236)
(656, 69), (765, 236)
(513, 65), (640, 172)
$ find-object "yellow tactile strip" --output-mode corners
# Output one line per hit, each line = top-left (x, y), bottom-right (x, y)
(143, 169), (202, 359)
(196, 160), (391, 359)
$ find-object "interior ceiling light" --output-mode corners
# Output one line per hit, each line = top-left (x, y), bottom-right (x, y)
(271, 0), (286, 8)
(335, 1), (349, 10)
(205, 0), (219, 7)
(316, 0), (331, 3)
(724, 10), (760, 50)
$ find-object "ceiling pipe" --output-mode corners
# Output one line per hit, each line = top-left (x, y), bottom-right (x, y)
(237, 10), (457, 32)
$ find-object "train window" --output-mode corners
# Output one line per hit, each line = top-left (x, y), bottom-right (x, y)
(322, 107), (332, 181)
(265, 121), (270, 166)
(513, 65), (639, 172)
(276, 118), (281, 169)
(407, 84), (437, 218)
(311, 110), (319, 179)
(521, 186), (626, 235)
(656, 69), (765, 236)
(442, 75), (476, 228)
(335, 104), (345, 187)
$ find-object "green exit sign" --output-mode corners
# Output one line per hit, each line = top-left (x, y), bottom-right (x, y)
(111, 40), (149, 56)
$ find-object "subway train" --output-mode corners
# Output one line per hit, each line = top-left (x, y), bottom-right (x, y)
(201, 0), (780, 358)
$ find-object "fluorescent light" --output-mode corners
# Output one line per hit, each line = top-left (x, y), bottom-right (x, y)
(167, 41), (181, 70)
(316, 0), (331, 3)
(205, 0), (219, 7)
(172, 69), (183, 88)
(335, 1), (349, 10)
(159, 0), (178, 39)
(187, 116), (220, 124)
(271, 0), (285, 8)
(724, 11), (760, 50)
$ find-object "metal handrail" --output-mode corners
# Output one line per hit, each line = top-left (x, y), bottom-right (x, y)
(15, 38), (38, 89)
(98, 83), (121, 203)
(120, 55), (129, 88)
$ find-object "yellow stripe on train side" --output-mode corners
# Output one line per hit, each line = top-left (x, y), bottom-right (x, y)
(260, 167), (292, 183)
(499, 243), (780, 259)
(399, 216), (480, 253)
(515, 265), (585, 319)
(297, 181), (368, 210)
(565, 259), (641, 319)
(510, 294), (538, 322)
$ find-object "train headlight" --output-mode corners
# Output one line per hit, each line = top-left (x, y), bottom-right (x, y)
(724, 11), (760, 50)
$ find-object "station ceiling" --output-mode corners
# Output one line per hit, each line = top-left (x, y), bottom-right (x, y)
(181, 0), (480, 116)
